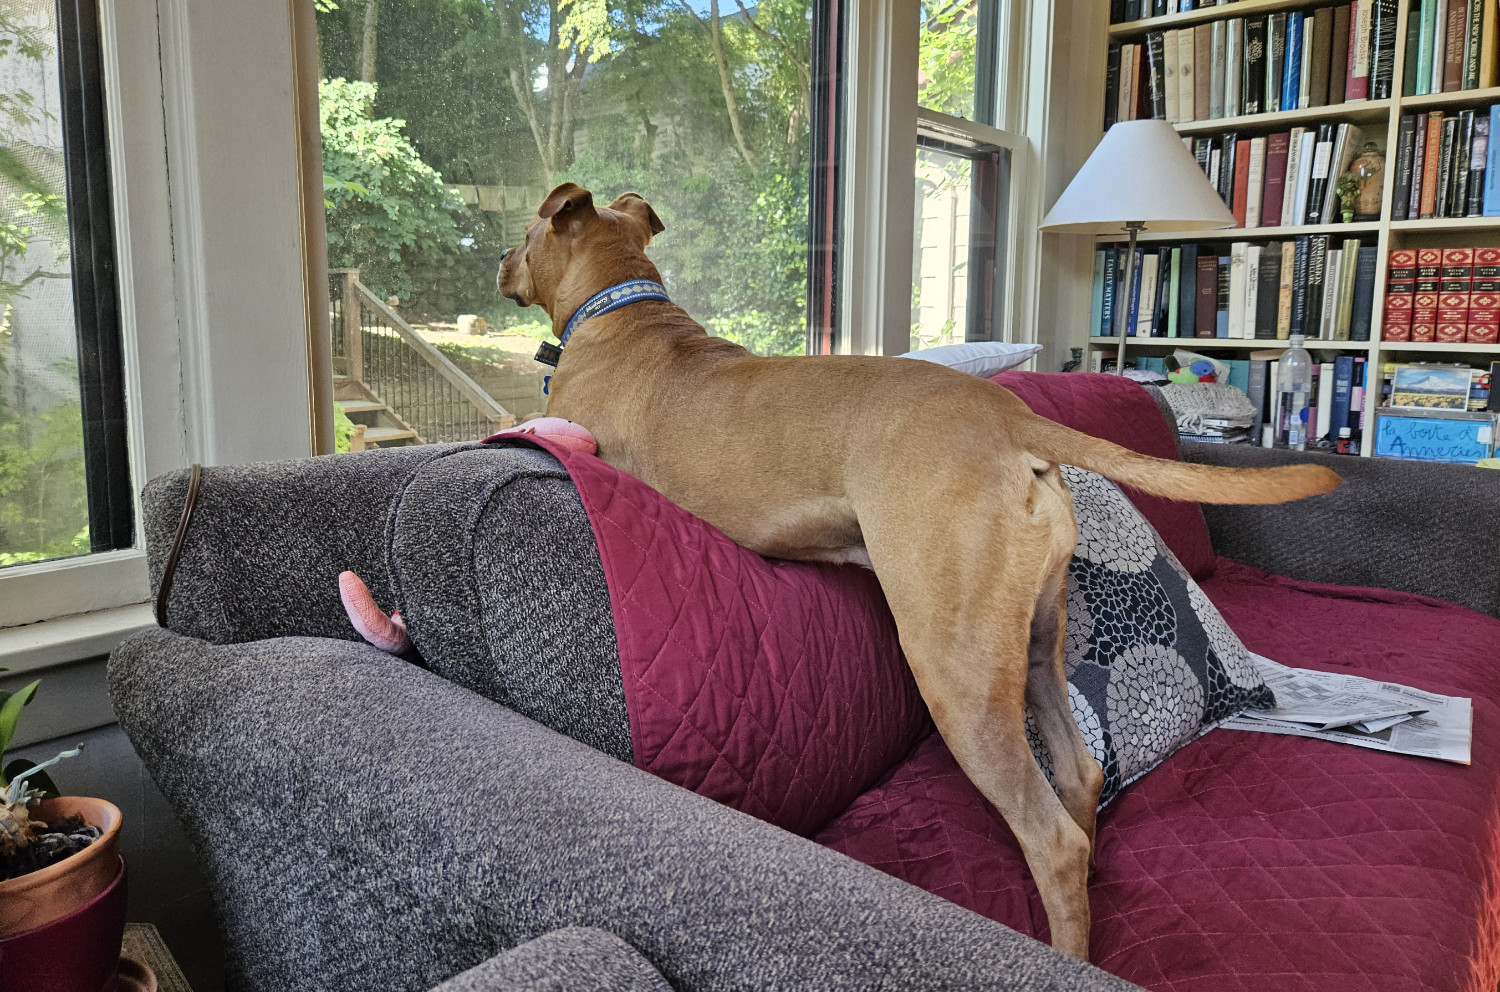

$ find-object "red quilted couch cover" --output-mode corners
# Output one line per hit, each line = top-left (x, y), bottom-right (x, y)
(512, 372), (1500, 992)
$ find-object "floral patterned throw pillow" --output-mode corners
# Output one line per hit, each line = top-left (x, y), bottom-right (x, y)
(1027, 466), (1275, 807)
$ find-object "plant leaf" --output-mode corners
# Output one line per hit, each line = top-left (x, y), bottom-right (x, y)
(0, 679), (40, 764)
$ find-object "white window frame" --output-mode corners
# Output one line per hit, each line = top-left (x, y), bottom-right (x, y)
(840, 0), (1052, 357)
(1, 0), (314, 636)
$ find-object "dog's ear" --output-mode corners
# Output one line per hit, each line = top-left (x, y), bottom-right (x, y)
(609, 192), (666, 239)
(538, 183), (596, 230)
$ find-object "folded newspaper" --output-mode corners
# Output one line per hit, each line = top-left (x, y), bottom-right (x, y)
(1222, 654), (1473, 764)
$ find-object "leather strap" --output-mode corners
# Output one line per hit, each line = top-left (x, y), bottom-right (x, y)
(154, 463), (203, 627)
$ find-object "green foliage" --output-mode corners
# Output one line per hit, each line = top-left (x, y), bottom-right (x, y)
(319, 77), (467, 301)
(0, 678), (37, 769)
(919, 0), (978, 119)
(333, 401), (358, 454)
(0, 9), (89, 567)
(0, 393), (89, 564)
(312, 0), (977, 354)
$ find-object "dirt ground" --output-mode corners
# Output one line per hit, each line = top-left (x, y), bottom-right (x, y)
(417, 323), (550, 423)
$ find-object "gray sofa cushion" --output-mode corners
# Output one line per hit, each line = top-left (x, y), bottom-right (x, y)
(429, 928), (671, 992)
(144, 444), (632, 762)
(390, 446), (629, 762)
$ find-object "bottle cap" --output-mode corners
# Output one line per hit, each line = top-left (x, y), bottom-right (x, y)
(1338, 427), (1351, 437)
(1289, 333), (1306, 345)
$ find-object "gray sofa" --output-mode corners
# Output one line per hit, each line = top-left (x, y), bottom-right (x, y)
(108, 431), (1500, 992)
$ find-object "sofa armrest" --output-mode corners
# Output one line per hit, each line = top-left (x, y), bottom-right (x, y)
(1181, 442), (1500, 617)
(428, 928), (672, 992)
(109, 629), (1139, 992)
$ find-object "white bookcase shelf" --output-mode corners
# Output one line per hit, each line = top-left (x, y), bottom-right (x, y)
(1172, 98), (1392, 135)
(1089, 336), (1372, 350)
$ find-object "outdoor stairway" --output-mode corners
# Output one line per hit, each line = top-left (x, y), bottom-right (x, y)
(333, 374), (419, 449)
(329, 270), (512, 447)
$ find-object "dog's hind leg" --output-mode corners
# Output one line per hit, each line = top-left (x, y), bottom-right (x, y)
(1027, 575), (1104, 861)
(909, 619), (1094, 960)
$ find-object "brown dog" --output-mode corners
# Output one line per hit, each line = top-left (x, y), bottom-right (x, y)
(499, 182), (1340, 961)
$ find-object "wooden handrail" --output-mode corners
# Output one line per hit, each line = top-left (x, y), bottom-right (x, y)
(349, 280), (513, 428)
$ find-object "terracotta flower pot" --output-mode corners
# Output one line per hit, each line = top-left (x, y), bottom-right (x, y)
(0, 797), (123, 938)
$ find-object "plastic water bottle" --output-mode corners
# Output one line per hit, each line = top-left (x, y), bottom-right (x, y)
(1276, 334), (1314, 451)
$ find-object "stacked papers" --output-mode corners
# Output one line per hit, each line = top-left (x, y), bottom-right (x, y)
(1223, 654), (1472, 765)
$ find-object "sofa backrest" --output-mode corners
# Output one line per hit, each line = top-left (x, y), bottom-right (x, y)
(143, 444), (466, 644)
(145, 440), (933, 837)
(411, 437), (933, 838)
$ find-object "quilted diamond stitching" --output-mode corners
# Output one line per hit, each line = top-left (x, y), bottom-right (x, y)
(817, 558), (1500, 992)
(517, 436), (932, 838)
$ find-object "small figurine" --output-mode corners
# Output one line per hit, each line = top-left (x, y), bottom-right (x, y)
(1334, 173), (1364, 224)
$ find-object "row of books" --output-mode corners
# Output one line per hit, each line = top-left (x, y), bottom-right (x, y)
(1089, 238), (1378, 341)
(1110, 351), (1372, 451)
(1110, 0), (1222, 20)
(1105, 2), (1398, 128)
(1187, 124), (1369, 227)
(1390, 108), (1500, 219)
(1383, 246), (1500, 342)
(1400, 0), (1500, 97)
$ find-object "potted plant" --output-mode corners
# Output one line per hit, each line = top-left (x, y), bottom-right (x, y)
(0, 673), (125, 992)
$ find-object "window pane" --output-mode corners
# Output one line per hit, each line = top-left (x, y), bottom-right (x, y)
(919, 0), (980, 119)
(316, 0), (825, 451)
(0, 5), (90, 567)
(911, 139), (1009, 350)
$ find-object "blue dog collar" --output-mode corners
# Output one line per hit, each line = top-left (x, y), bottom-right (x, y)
(540, 279), (670, 394)
(560, 279), (670, 346)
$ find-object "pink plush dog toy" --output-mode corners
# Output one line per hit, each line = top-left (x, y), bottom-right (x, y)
(339, 417), (598, 653)
(482, 416), (598, 455)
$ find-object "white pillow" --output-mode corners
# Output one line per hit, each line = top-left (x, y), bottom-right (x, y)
(898, 341), (1042, 378)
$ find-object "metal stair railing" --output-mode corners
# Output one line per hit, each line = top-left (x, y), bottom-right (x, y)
(330, 268), (513, 443)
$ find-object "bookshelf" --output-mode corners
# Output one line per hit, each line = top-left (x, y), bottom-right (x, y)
(1090, 0), (1500, 457)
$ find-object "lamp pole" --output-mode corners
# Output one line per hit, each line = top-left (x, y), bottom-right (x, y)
(1114, 220), (1145, 376)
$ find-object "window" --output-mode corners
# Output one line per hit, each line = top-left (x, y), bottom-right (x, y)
(0, 0), (129, 570)
(909, 0), (1023, 349)
(314, 0), (844, 450)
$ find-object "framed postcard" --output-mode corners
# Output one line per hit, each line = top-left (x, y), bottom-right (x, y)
(1389, 364), (1473, 410)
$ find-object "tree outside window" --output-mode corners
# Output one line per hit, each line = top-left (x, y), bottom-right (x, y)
(0, 4), (90, 567)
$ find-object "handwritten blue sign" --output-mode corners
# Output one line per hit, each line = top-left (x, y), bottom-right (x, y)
(1375, 414), (1495, 464)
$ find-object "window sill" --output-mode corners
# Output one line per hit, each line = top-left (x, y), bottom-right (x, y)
(0, 603), (157, 676)
(0, 550), (151, 628)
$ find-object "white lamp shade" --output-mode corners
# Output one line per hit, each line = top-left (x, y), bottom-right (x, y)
(1039, 119), (1237, 234)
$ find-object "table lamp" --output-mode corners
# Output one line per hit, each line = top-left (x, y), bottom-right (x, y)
(1040, 119), (1236, 374)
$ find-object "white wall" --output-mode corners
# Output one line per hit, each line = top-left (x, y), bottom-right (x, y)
(152, 0), (313, 466)
(1033, 0), (1109, 372)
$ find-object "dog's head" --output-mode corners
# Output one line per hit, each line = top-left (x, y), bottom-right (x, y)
(497, 183), (665, 327)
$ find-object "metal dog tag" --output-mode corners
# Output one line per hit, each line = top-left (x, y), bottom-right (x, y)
(534, 342), (562, 367)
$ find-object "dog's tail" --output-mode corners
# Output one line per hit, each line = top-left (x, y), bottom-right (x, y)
(1019, 416), (1341, 505)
